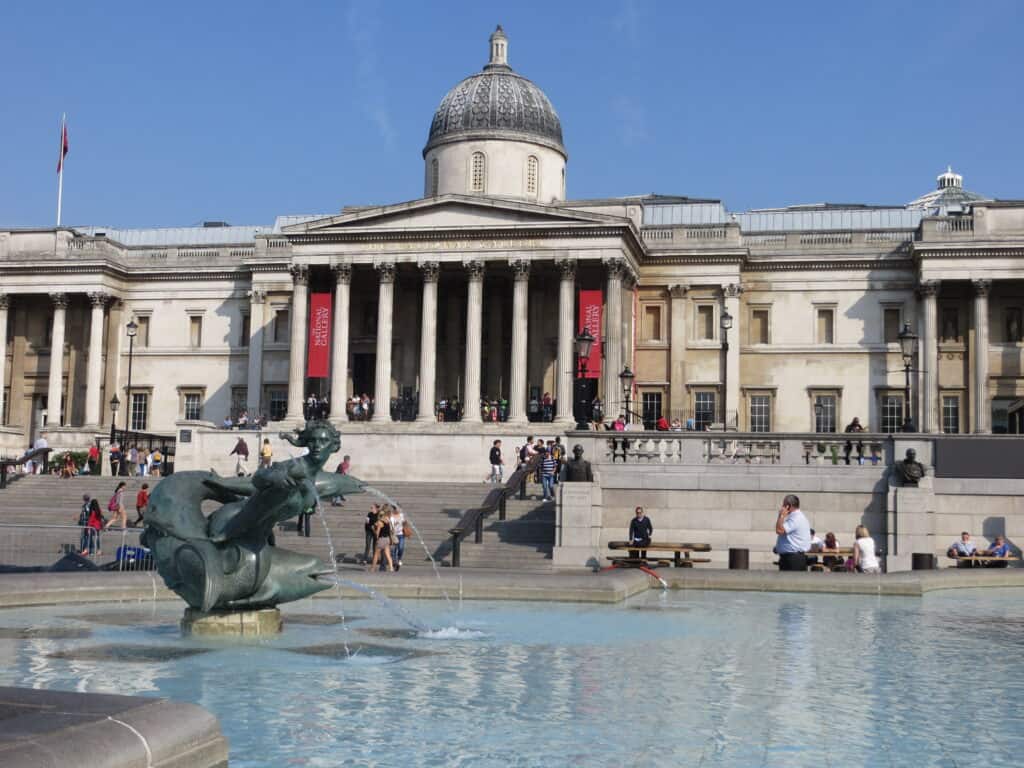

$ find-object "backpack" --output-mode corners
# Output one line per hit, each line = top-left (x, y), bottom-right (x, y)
(107, 495), (118, 512)
(519, 445), (529, 462)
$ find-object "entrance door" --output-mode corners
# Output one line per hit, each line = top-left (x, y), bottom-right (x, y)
(352, 354), (376, 398)
(574, 379), (598, 426)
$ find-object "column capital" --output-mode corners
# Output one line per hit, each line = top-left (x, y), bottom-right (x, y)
(722, 283), (743, 299)
(248, 288), (267, 304)
(419, 260), (440, 282)
(604, 257), (626, 279)
(290, 265), (309, 286)
(464, 259), (485, 281)
(50, 293), (69, 309)
(510, 259), (531, 281)
(88, 291), (110, 307)
(917, 280), (940, 298)
(332, 263), (353, 285)
(375, 261), (396, 284)
(668, 283), (689, 299)
(0, 294), (9, 310)
(972, 278), (992, 297)
(556, 259), (577, 280)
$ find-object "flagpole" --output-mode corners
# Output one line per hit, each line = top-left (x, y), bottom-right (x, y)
(56, 113), (65, 227)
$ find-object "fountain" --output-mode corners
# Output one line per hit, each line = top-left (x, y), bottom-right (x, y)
(140, 420), (366, 636)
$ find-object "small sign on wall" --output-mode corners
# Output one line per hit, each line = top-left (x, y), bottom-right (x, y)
(179, 429), (192, 444)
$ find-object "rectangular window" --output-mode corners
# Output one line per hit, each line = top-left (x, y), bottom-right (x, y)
(883, 308), (901, 343)
(642, 305), (662, 342)
(273, 309), (290, 344)
(942, 395), (960, 434)
(1005, 307), (1022, 343)
(750, 394), (771, 432)
(694, 391), (716, 431)
(697, 305), (714, 340)
(183, 393), (202, 421)
(189, 316), (203, 348)
(641, 391), (662, 429)
(816, 308), (834, 344)
(268, 388), (288, 421)
(130, 392), (148, 431)
(880, 393), (904, 433)
(240, 313), (250, 347)
(136, 316), (150, 347)
(941, 307), (960, 342)
(750, 309), (769, 345)
(814, 394), (836, 433)
(231, 387), (247, 419)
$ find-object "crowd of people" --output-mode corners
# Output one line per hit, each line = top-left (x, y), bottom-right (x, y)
(76, 481), (150, 555)
(221, 411), (270, 429)
(363, 502), (411, 572)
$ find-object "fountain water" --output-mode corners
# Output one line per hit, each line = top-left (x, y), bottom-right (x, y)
(314, 497), (351, 658)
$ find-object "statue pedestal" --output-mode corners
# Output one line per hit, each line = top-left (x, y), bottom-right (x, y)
(181, 607), (283, 637)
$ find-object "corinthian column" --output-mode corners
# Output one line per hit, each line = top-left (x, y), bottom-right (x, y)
(0, 295), (8, 425)
(246, 289), (266, 416)
(416, 261), (440, 421)
(507, 259), (531, 424)
(668, 284), (688, 422)
(604, 259), (625, 419)
(973, 279), (992, 433)
(919, 281), (940, 433)
(463, 260), (485, 422)
(285, 266), (309, 421)
(556, 259), (576, 424)
(330, 264), (352, 418)
(372, 262), (396, 422)
(47, 293), (68, 427)
(85, 292), (108, 426)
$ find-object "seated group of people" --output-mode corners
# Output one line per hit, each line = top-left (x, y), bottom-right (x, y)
(947, 531), (1013, 567)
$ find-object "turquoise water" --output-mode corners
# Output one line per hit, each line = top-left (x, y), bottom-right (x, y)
(0, 589), (1022, 767)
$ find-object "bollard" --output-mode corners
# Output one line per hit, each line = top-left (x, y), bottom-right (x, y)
(518, 473), (527, 501)
(911, 552), (935, 571)
(728, 548), (749, 570)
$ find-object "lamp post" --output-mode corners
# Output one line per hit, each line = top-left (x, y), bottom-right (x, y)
(108, 395), (119, 477)
(124, 320), (138, 450)
(720, 309), (733, 427)
(898, 321), (918, 432)
(619, 365), (635, 425)
(574, 328), (595, 429)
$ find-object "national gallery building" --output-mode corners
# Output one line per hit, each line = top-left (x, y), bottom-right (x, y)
(2, 27), (1024, 453)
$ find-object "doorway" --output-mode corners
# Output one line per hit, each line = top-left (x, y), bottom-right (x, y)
(352, 354), (376, 399)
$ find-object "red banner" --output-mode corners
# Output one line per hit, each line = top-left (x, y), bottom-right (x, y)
(307, 292), (332, 378)
(578, 289), (602, 378)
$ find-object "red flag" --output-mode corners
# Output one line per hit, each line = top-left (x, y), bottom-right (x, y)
(306, 292), (332, 378)
(56, 120), (68, 173)
(578, 289), (603, 378)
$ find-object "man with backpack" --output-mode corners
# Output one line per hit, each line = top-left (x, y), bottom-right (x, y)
(489, 440), (504, 484)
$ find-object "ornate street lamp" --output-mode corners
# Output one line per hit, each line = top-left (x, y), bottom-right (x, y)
(108, 394), (120, 476)
(125, 320), (138, 451)
(574, 328), (595, 429)
(720, 309), (733, 427)
(619, 365), (635, 425)
(898, 321), (919, 432)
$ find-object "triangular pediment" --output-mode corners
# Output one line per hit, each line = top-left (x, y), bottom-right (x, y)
(280, 194), (630, 235)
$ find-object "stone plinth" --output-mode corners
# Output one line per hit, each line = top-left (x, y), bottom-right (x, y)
(552, 481), (603, 569)
(181, 607), (282, 637)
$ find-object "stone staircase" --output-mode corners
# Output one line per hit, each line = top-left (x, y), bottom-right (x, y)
(0, 475), (556, 571)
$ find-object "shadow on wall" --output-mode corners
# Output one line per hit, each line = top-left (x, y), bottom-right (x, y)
(983, 516), (1021, 565)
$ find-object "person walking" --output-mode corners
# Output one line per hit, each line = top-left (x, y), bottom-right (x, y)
(540, 449), (558, 501)
(489, 439), (504, 484)
(109, 441), (122, 477)
(87, 444), (100, 475)
(82, 498), (105, 556)
(133, 483), (150, 527)
(363, 503), (380, 564)
(774, 494), (811, 571)
(260, 438), (273, 468)
(150, 447), (163, 477)
(105, 481), (128, 530)
(230, 436), (250, 476)
(389, 505), (406, 571)
(78, 494), (93, 554)
(331, 455), (351, 506)
(370, 508), (395, 572)
(127, 445), (139, 477)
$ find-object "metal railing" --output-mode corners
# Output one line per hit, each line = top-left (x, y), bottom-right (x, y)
(448, 455), (541, 567)
(0, 524), (153, 572)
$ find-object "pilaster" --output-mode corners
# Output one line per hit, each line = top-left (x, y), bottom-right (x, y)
(972, 279), (991, 433)
(668, 284), (688, 422)
(285, 266), (309, 421)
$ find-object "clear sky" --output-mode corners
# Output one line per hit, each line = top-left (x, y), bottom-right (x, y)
(2, 0), (1022, 228)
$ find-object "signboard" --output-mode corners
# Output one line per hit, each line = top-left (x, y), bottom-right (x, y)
(307, 292), (332, 378)
(179, 429), (192, 444)
(578, 289), (602, 378)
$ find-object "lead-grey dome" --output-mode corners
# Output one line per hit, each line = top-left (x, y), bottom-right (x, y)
(424, 27), (566, 158)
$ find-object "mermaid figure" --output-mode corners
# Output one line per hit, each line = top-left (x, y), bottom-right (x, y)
(141, 421), (364, 612)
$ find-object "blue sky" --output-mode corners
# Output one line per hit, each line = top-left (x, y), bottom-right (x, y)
(2, 0), (1022, 228)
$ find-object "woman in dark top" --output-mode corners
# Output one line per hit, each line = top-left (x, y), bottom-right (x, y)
(628, 506), (653, 559)
(369, 507), (395, 572)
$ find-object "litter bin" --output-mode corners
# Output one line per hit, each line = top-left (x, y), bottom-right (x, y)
(911, 552), (935, 571)
(728, 548), (749, 570)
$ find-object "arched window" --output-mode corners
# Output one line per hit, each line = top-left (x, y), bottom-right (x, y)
(526, 156), (538, 197)
(430, 158), (439, 196)
(471, 152), (486, 193)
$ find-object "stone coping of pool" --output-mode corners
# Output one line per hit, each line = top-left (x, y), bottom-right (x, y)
(0, 686), (228, 768)
(0, 567), (1023, 608)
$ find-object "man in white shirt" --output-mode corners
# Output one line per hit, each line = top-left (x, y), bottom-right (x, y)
(775, 494), (811, 571)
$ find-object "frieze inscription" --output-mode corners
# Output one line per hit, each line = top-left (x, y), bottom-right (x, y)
(361, 238), (540, 253)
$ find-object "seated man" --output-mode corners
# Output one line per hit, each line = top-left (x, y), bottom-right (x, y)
(947, 531), (978, 567)
(982, 535), (1012, 568)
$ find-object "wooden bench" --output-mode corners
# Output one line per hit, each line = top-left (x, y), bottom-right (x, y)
(605, 541), (712, 570)
(949, 555), (1020, 568)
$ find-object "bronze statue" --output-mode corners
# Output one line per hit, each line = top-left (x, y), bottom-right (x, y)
(141, 421), (364, 612)
(892, 447), (926, 486)
(563, 444), (594, 482)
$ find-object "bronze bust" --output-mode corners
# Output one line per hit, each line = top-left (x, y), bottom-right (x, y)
(563, 444), (594, 482)
(893, 448), (926, 486)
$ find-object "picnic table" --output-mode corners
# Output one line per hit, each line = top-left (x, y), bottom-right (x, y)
(951, 555), (1019, 568)
(605, 541), (712, 570)
(806, 548), (853, 572)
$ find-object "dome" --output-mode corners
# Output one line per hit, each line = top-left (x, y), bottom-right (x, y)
(906, 167), (989, 215)
(423, 26), (566, 158)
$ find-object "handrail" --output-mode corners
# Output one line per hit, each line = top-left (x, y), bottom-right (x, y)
(448, 454), (542, 567)
(0, 447), (53, 489)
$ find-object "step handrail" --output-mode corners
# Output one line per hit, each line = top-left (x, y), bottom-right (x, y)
(448, 454), (542, 567)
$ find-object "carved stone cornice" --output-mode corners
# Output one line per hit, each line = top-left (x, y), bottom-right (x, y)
(332, 263), (353, 285)
(375, 261), (396, 284)
(723, 283), (743, 299)
(50, 292), (69, 309)
(289, 265), (309, 286)
(88, 291), (109, 307)
(464, 260), (485, 281)
(419, 261), (440, 283)
(972, 279), (992, 297)
(556, 259), (577, 280)
(668, 284), (689, 299)
(917, 280), (940, 298)
(509, 259), (531, 281)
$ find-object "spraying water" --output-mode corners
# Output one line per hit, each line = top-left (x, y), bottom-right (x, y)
(314, 496), (351, 658)
(362, 485), (454, 608)
(320, 573), (433, 633)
